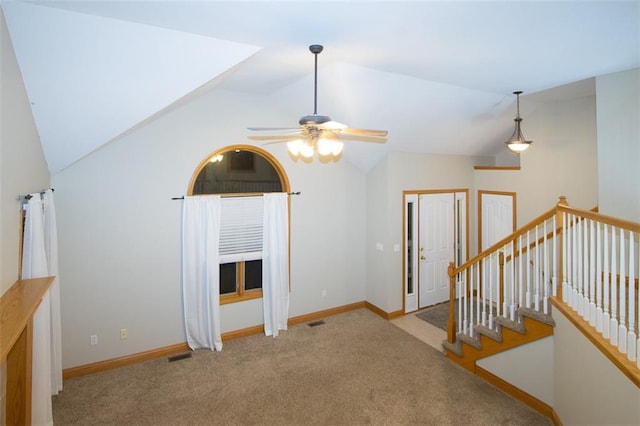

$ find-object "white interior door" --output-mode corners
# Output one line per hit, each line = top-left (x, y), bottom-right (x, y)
(480, 192), (515, 250)
(479, 192), (515, 307)
(418, 193), (454, 308)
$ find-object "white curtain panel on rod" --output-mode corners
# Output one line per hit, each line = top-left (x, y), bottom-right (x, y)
(262, 193), (290, 337)
(22, 193), (53, 426)
(43, 189), (63, 394)
(182, 195), (223, 351)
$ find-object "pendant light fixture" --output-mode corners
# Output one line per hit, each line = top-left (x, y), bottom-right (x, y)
(505, 91), (532, 153)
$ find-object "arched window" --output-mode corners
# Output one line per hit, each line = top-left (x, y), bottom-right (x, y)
(188, 145), (290, 304)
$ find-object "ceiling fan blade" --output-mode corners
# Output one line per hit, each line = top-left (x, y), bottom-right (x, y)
(247, 126), (301, 132)
(319, 120), (348, 130)
(337, 127), (389, 137)
(335, 134), (388, 144)
(262, 139), (303, 146)
(248, 134), (302, 141)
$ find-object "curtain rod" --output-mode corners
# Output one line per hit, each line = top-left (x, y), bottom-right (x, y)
(17, 188), (54, 201)
(171, 192), (301, 200)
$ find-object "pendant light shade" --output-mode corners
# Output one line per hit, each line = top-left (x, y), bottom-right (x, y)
(505, 91), (532, 153)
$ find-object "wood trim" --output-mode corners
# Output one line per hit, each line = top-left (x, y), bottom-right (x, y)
(63, 342), (191, 379)
(557, 204), (640, 233)
(473, 166), (521, 171)
(1, 277), (54, 425)
(1, 277), (55, 361)
(62, 301), (369, 379)
(364, 301), (404, 320)
(550, 296), (640, 388)
(475, 365), (555, 421)
(289, 301), (366, 325)
(445, 316), (554, 367)
(551, 408), (564, 426)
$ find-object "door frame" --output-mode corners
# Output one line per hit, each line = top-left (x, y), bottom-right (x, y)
(402, 189), (469, 313)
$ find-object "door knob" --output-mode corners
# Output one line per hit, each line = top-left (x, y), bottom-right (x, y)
(420, 255), (426, 260)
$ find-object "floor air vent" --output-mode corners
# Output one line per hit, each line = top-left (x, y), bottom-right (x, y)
(168, 352), (192, 362)
(308, 320), (325, 327)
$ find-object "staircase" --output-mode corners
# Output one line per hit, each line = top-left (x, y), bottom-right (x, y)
(443, 306), (555, 372)
(441, 196), (640, 422)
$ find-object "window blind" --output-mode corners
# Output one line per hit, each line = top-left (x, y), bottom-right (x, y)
(219, 196), (263, 264)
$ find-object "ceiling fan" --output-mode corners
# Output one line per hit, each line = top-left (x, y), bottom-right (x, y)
(247, 44), (388, 158)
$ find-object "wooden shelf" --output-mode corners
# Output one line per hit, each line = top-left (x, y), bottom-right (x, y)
(1, 276), (54, 426)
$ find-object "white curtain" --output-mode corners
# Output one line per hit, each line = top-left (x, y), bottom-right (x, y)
(22, 193), (53, 426)
(182, 195), (223, 351)
(43, 189), (63, 394)
(262, 193), (290, 337)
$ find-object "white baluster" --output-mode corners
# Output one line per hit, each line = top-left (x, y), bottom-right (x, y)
(482, 257), (488, 327)
(596, 221), (603, 333)
(589, 219), (597, 325)
(618, 228), (627, 353)
(610, 226), (618, 346)
(489, 253), (495, 330)
(582, 217), (590, 321)
(553, 215), (557, 297)
(458, 278), (464, 335)
(562, 212), (569, 303)
(469, 266), (475, 338)
(476, 263), (481, 334)
(543, 219), (549, 314)
(627, 232), (636, 362)
(502, 249), (508, 319)
(526, 229), (532, 309)
(519, 234), (524, 308)
(603, 224), (611, 339)
(572, 215), (579, 310)
(577, 217), (584, 316)
(535, 225), (540, 312)
(511, 241), (517, 321)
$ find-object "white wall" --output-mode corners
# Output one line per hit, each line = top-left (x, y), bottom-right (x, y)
(596, 68), (640, 222)
(553, 312), (640, 425)
(474, 94), (599, 227)
(52, 88), (367, 368)
(0, 8), (50, 425)
(0, 8), (50, 295)
(365, 152), (477, 313)
(477, 336), (554, 406)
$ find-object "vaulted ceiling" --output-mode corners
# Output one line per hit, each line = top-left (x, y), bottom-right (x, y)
(3, 0), (639, 173)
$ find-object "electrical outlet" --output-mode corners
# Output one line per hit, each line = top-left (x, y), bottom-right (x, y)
(321, 289), (327, 297)
(120, 328), (128, 339)
(90, 335), (98, 345)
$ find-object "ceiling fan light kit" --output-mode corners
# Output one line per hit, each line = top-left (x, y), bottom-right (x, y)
(505, 91), (533, 154)
(248, 44), (388, 159)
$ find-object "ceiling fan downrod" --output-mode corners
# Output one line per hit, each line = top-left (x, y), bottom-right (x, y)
(309, 44), (323, 116)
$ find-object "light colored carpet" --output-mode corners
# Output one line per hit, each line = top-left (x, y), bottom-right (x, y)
(53, 309), (551, 425)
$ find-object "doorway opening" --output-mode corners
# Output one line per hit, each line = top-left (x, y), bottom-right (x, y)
(403, 190), (468, 313)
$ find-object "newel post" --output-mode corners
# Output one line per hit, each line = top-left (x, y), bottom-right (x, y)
(447, 262), (457, 343)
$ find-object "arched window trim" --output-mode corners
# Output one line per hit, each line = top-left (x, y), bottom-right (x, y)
(187, 145), (291, 305)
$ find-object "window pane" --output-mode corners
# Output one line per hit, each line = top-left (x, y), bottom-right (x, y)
(245, 260), (262, 290)
(220, 263), (237, 294)
(193, 150), (282, 194)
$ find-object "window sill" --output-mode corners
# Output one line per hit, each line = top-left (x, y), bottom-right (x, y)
(220, 290), (262, 305)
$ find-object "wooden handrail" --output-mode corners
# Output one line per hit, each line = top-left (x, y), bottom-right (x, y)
(1, 277), (54, 361)
(1, 276), (55, 426)
(558, 204), (640, 233)
(451, 206), (556, 277)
